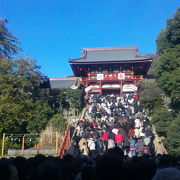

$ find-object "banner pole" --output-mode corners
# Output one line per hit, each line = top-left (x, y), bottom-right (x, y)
(21, 135), (25, 153)
(1, 133), (5, 156)
(55, 132), (59, 154)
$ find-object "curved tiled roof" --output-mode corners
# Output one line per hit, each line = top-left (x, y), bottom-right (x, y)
(70, 46), (152, 63)
(49, 77), (79, 89)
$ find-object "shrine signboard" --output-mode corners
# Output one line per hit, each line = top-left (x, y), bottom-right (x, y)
(123, 84), (138, 92)
(97, 74), (104, 80)
(118, 73), (125, 80)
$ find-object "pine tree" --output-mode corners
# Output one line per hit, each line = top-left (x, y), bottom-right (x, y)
(0, 19), (21, 58)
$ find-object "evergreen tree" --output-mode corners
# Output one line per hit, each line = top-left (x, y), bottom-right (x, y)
(165, 114), (180, 156)
(48, 114), (67, 134)
(27, 100), (53, 133)
(151, 108), (172, 137)
(0, 19), (21, 58)
(0, 19), (69, 151)
(139, 80), (163, 111)
(156, 8), (180, 112)
(0, 58), (34, 133)
(155, 8), (180, 155)
(66, 88), (84, 116)
(0, 57), (53, 134)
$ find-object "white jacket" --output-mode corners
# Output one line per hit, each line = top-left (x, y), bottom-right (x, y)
(88, 139), (96, 150)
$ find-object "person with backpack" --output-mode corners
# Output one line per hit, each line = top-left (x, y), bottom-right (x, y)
(123, 136), (130, 155)
(145, 125), (153, 138)
(108, 139), (115, 149)
(96, 138), (104, 154)
(143, 136), (151, 146)
(136, 138), (145, 156)
(129, 138), (136, 157)
(142, 145), (150, 155)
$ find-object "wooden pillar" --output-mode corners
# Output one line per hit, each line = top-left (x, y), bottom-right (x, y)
(100, 81), (102, 95)
(55, 132), (59, 154)
(21, 135), (25, 153)
(1, 133), (5, 156)
(85, 77), (89, 98)
(120, 80), (123, 95)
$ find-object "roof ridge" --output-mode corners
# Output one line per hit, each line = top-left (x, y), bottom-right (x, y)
(83, 46), (138, 51)
(50, 77), (76, 80)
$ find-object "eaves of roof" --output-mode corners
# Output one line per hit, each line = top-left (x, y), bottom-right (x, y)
(69, 57), (152, 64)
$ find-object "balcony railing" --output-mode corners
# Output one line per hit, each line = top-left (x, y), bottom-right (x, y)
(80, 72), (143, 82)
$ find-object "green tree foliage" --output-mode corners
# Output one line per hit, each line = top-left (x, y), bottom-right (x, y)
(154, 8), (180, 155)
(0, 58), (53, 134)
(156, 46), (180, 77)
(157, 67), (180, 112)
(157, 8), (180, 54)
(0, 19), (21, 58)
(139, 80), (163, 111)
(0, 58), (34, 133)
(0, 19), (75, 151)
(66, 88), (84, 115)
(151, 108), (172, 137)
(156, 8), (180, 111)
(0, 58), (82, 137)
(147, 59), (157, 76)
(47, 88), (85, 117)
(48, 89), (69, 114)
(0, 56), (83, 136)
(27, 100), (53, 133)
(48, 114), (67, 134)
(164, 114), (180, 156)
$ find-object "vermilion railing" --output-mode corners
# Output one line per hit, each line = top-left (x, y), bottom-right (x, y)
(58, 124), (70, 157)
(80, 72), (143, 82)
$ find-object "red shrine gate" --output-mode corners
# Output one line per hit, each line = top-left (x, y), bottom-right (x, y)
(80, 72), (142, 97)
(69, 46), (153, 97)
(57, 46), (153, 156)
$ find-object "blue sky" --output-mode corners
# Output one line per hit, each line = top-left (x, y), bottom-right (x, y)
(1, 0), (179, 77)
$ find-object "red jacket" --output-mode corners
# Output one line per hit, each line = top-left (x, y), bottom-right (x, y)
(102, 132), (109, 141)
(128, 128), (135, 138)
(134, 92), (139, 101)
(92, 121), (97, 128)
(115, 133), (123, 143)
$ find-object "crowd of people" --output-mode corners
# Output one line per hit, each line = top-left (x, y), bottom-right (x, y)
(72, 93), (155, 158)
(0, 92), (179, 180)
(0, 146), (179, 180)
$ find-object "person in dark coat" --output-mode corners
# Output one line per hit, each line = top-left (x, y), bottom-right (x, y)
(119, 128), (127, 138)
(108, 131), (115, 140)
(145, 125), (153, 137)
(136, 138), (145, 156)
(66, 141), (78, 157)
